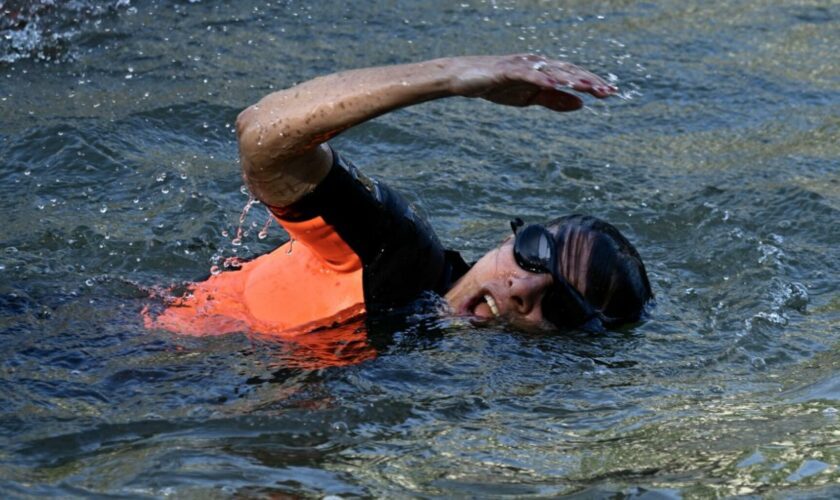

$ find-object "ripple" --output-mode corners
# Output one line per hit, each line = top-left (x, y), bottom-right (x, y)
(0, 0), (131, 64)
(0, 0), (839, 496)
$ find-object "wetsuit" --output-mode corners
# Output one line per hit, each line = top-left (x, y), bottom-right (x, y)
(146, 149), (469, 337)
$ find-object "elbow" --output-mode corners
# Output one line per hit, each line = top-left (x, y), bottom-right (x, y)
(235, 105), (261, 151)
(235, 103), (292, 166)
(235, 105), (256, 139)
(235, 105), (290, 196)
(235, 105), (267, 177)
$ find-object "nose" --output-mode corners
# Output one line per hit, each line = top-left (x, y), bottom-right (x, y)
(506, 273), (553, 316)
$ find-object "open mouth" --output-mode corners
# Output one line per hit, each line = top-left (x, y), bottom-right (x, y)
(468, 292), (500, 320)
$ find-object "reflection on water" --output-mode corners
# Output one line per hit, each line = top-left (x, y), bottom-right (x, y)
(1, 0), (838, 496)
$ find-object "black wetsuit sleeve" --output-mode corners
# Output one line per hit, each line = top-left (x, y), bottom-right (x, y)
(269, 149), (452, 310)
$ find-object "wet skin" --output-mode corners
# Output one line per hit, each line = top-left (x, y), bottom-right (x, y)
(235, 54), (616, 330)
(444, 239), (556, 330)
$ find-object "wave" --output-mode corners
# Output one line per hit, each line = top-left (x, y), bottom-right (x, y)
(0, 0), (131, 64)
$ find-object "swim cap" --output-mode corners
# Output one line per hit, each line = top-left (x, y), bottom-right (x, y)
(546, 214), (653, 328)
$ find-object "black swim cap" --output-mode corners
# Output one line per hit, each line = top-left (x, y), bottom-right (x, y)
(545, 214), (653, 328)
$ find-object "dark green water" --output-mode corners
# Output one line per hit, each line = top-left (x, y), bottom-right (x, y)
(1, 0), (838, 497)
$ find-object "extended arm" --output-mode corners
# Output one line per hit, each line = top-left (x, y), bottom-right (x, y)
(235, 54), (616, 208)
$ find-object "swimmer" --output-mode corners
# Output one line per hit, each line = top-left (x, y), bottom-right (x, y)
(147, 54), (652, 336)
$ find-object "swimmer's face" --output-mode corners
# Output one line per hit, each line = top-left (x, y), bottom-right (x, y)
(444, 239), (556, 330)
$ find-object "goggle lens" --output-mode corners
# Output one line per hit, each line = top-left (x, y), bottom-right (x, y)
(512, 224), (555, 274)
(511, 220), (600, 329)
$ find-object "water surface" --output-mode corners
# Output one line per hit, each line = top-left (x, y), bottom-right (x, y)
(1, 0), (838, 497)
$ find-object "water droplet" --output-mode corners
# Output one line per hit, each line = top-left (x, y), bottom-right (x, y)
(231, 237), (242, 246)
(223, 257), (242, 269)
(85, 278), (94, 286)
(210, 265), (221, 275)
(99, 205), (108, 213)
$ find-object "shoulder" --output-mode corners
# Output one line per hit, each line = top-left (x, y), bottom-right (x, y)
(278, 149), (449, 308)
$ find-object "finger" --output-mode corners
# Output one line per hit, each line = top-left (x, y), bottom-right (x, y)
(518, 70), (612, 103)
(539, 62), (618, 98)
(532, 89), (583, 112)
(521, 68), (616, 99)
(562, 80), (617, 99)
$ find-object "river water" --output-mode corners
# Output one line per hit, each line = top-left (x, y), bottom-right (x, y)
(1, 0), (838, 497)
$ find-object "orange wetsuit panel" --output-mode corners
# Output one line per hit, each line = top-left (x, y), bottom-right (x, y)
(243, 216), (364, 329)
(147, 215), (364, 337)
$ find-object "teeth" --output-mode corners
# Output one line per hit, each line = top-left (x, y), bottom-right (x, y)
(484, 294), (500, 317)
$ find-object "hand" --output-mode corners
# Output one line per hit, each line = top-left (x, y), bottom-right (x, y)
(448, 54), (617, 111)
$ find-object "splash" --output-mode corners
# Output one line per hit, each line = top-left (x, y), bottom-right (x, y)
(257, 210), (272, 239)
(744, 279), (809, 334)
(232, 191), (259, 246)
(0, 0), (133, 64)
(209, 187), (280, 274)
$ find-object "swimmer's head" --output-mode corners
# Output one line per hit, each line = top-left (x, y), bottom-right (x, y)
(445, 214), (652, 331)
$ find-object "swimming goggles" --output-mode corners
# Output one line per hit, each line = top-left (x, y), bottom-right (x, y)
(510, 218), (603, 329)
